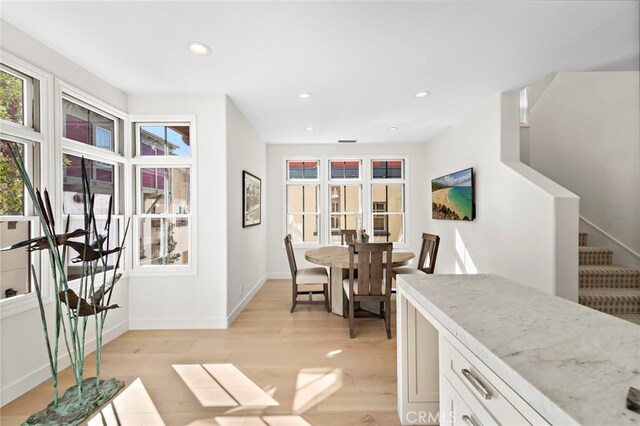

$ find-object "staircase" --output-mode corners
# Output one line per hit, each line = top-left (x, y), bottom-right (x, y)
(578, 232), (640, 325)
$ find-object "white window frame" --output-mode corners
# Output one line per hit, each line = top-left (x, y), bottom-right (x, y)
(0, 51), (53, 319)
(56, 80), (128, 287)
(327, 158), (363, 245)
(369, 156), (408, 245)
(283, 158), (322, 248)
(130, 116), (197, 276)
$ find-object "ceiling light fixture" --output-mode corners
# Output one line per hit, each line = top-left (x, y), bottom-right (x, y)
(388, 126), (399, 131)
(415, 90), (431, 98)
(305, 127), (315, 131)
(189, 42), (211, 56)
(298, 92), (313, 100)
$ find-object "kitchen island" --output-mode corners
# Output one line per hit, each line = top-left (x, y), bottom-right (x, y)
(396, 273), (640, 425)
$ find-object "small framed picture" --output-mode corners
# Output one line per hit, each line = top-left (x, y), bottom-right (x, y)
(242, 170), (261, 227)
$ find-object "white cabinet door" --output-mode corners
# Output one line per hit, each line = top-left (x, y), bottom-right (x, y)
(397, 292), (440, 425)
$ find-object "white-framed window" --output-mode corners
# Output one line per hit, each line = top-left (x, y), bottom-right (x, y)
(328, 159), (362, 244)
(285, 160), (321, 244)
(371, 159), (406, 243)
(0, 52), (53, 317)
(283, 156), (408, 247)
(57, 81), (127, 283)
(131, 120), (195, 273)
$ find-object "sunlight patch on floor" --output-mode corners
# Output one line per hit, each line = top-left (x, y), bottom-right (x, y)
(87, 378), (165, 426)
(292, 367), (343, 413)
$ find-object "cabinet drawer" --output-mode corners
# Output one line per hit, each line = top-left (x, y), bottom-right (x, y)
(441, 336), (548, 425)
(441, 376), (495, 426)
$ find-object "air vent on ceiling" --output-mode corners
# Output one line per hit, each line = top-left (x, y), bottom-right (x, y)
(338, 140), (357, 144)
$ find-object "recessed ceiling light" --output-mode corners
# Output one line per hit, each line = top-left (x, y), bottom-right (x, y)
(305, 127), (315, 131)
(189, 42), (211, 56)
(298, 92), (313, 100)
(388, 126), (399, 131)
(415, 90), (431, 98)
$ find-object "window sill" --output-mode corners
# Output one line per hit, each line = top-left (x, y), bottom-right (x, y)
(0, 292), (53, 320)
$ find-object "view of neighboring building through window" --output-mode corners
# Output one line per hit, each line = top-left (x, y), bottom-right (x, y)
(371, 160), (405, 243)
(62, 98), (115, 151)
(286, 160), (320, 243)
(328, 160), (362, 244)
(139, 125), (191, 156)
(134, 123), (192, 268)
(62, 153), (120, 280)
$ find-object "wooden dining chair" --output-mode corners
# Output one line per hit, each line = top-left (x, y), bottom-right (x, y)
(284, 234), (330, 313)
(342, 242), (393, 339)
(340, 229), (357, 245)
(392, 233), (440, 280)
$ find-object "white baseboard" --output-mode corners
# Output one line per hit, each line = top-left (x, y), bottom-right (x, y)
(129, 316), (228, 330)
(0, 320), (129, 407)
(226, 274), (268, 326)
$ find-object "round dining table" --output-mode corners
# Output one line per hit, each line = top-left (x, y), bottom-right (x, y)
(305, 246), (415, 316)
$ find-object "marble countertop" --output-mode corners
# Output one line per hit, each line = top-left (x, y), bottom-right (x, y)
(397, 273), (640, 426)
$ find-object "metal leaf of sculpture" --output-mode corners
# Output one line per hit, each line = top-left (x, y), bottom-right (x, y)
(64, 240), (124, 263)
(0, 228), (88, 252)
(58, 289), (120, 317)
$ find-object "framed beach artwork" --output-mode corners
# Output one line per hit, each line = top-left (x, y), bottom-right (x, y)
(431, 168), (475, 221)
(243, 170), (262, 227)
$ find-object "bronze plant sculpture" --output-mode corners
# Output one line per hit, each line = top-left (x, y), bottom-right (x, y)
(3, 142), (129, 425)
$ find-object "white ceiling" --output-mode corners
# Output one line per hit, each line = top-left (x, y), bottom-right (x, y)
(1, 1), (638, 144)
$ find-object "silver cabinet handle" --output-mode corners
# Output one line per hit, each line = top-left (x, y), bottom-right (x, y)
(462, 414), (482, 426)
(461, 368), (492, 400)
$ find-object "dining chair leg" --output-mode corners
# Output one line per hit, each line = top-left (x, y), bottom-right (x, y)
(348, 297), (355, 339)
(323, 284), (330, 312)
(290, 281), (297, 313)
(384, 297), (392, 339)
(342, 289), (348, 318)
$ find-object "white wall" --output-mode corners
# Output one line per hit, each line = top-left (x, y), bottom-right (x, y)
(527, 72), (640, 254)
(226, 98), (268, 324)
(266, 143), (428, 277)
(127, 95), (228, 329)
(1, 20), (130, 405)
(1, 20), (127, 111)
(422, 93), (579, 299)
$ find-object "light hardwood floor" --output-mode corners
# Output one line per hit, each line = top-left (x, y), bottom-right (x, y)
(1, 280), (401, 425)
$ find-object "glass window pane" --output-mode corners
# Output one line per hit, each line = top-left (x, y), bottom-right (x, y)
(287, 184), (318, 213)
(373, 214), (403, 242)
(0, 220), (31, 298)
(140, 168), (190, 214)
(0, 68), (24, 125)
(288, 214), (319, 243)
(287, 161), (318, 180)
(66, 217), (120, 281)
(330, 161), (360, 179)
(139, 125), (191, 156)
(63, 154), (114, 216)
(138, 217), (190, 266)
(329, 214), (359, 244)
(0, 140), (24, 216)
(330, 185), (361, 213)
(62, 99), (115, 151)
(371, 184), (403, 213)
(372, 160), (403, 179)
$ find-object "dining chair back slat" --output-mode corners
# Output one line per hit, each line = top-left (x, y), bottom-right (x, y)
(345, 242), (393, 338)
(340, 229), (357, 245)
(417, 233), (440, 273)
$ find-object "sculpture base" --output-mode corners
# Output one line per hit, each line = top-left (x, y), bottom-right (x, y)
(23, 377), (124, 426)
